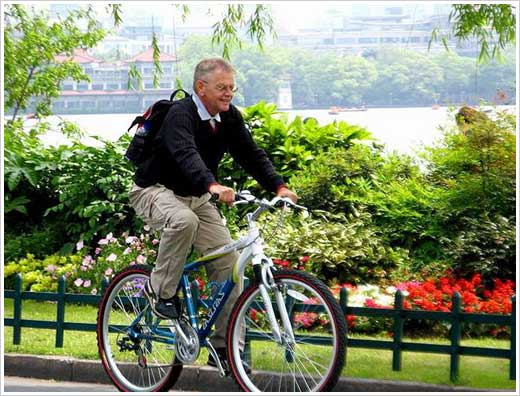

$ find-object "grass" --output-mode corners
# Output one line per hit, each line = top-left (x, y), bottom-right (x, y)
(3, 300), (516, 390)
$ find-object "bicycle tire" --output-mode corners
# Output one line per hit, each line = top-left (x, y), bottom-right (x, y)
(96, 264), (183, 392)
(226, 268), (347, 392)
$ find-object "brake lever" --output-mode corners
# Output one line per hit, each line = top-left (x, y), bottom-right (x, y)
(232, 200), (250, 206)
(273, 197), (308, 212)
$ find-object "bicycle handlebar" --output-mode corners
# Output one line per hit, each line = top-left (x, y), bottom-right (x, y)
(238, 191), (308, 215)
(211, 190), (307, 212)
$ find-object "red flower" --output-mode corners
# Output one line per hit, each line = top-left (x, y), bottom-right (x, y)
(273, 259), (290, 268)
(195, 277), (205, 291)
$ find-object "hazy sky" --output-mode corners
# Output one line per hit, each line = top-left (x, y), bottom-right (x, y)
(31, 2), (450, 33)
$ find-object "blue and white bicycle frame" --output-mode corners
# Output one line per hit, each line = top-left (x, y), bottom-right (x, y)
(128, 192), (305, 376)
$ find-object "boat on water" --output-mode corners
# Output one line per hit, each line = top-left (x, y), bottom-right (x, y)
(341, 106), (367, 112)
(328, 105), (367, 114)
(328, 106), (342, 115)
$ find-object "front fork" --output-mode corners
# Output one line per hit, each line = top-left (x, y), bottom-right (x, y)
(253, 258), (296, 346)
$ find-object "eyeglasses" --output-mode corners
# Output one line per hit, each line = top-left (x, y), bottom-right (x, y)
(200, 80), (238, 93)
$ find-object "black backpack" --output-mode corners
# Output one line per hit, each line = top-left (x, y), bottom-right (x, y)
(124, 89), (190, 166)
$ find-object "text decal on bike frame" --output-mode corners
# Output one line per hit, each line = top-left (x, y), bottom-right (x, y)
(200, 280), (235, 336)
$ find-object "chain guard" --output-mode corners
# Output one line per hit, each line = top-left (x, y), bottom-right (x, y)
(175, 319), (200, 364)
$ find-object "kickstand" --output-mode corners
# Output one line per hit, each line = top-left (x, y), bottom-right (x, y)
(206, 341), (228, 377)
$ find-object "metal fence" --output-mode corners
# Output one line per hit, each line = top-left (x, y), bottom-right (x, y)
(4, 273), (516, 382)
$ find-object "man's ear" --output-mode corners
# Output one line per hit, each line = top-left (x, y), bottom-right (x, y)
(195, 80), (205, 96)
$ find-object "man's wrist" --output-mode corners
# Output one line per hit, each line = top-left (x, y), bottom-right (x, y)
(276, 184), (288, 194)
(208, 182), (220, 193)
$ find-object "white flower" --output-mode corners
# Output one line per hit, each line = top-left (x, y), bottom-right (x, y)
(83, 280), (92, 288)
(91, 288), (97, 295)
(74, 278), (84, 287)
(136, 255), (146, 264)
(386, 286), (397, 294)
(377, 294), (394, 306)
(106, 253), (117, 262)
(76, 240), (84, 251)
(143, 225), (151, 231)
(106, 232), (113, 240)
(105, 268), (113, 276)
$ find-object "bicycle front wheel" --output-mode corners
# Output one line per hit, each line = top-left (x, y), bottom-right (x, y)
(96, 264), (183, 392)
(227, 269), (347, 392)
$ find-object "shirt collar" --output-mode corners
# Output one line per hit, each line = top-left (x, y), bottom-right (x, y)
(192, 93), (221, 123)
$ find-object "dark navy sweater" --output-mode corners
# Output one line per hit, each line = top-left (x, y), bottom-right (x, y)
(134, 96), (284, 197)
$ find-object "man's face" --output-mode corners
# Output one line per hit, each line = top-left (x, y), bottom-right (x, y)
(197, 68), (236, 115)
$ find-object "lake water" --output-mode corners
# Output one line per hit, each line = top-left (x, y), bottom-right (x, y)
(29, 105), (516, 156)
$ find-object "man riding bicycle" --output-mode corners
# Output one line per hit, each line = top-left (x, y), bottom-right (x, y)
(128, 57), (297, 369)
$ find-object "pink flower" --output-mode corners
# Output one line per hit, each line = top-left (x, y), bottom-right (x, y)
(106, 253), (117, 262)
(125, 236), (137, 244)
(74, 278), (84, 287)
(129, 261), (136, 266)
(98, 239), (108, 245)
(82, 255), (93, 266)
(136, 255), (146, 264)
(106, 232), (114, 240)
(152, 239), (159, 245)
(105, 268), (113, 276)
(76, 240), (84, 251)
(95, 247), (102, 255)
(123, 247), (132, 255)
(83, 280), (91, 288)
(80, 265), (88, 271)
(46, 265), (55, 273)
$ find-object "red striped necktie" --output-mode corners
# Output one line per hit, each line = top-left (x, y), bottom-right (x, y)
(209, 118), (218, 134)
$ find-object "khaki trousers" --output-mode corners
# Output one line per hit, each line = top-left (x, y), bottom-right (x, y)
(129, 183), (242, 348)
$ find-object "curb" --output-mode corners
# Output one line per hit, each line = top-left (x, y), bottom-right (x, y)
(4, 354), (510, 392)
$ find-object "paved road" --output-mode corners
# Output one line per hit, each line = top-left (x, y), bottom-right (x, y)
(4, 376), (118, 392)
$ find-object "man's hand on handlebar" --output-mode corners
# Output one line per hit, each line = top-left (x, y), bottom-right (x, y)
(209, 183), (235, 206)
(276, 186), (298, 204)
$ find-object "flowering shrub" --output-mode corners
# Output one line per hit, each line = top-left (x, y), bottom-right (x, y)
(396, 272), (515, 314)
(4, 228), (159, 294)
(261, 270), (516, 337)
(4, 253), (84, 292)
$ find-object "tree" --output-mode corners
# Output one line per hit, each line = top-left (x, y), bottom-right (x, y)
(433, 52), (475, 104)
(431, 4), (517, 63)
(365, 48), (443, 106)
(3, 5), (106, 119)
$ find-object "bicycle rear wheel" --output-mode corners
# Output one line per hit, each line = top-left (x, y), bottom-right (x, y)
(227, 268), (347, 392)
(96, 264), (182, 392)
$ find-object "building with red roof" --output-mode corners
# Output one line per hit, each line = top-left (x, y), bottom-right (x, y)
(51, 47), (179, 114)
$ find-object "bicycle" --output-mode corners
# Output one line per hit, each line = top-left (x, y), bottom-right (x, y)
(96, 191), (347, 392)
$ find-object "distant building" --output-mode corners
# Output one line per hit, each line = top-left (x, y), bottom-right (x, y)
(277, 78), (293, 109)
(50, 48), (178, 114)
(276, 11), (458, 56)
